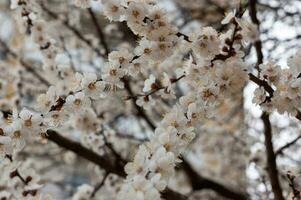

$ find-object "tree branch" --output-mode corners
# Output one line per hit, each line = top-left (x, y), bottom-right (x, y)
(41, 4), (104, 57)
(87, 8), (109, 56)
(249, 1), (284, 199)
(261, 113), (284, 200)
(275, 135), (301, 156)
(45, 130), (186, 200)
(91, 173), (109, 198)
(181, 159), (248, 200)
(45, 129), (247, 200)
(46, 130), (126, 177)
(123, 78), (156, 130)
(248, 73), (274, 96)
(249, 0), (263, 72)
(0, 40), (50, 87)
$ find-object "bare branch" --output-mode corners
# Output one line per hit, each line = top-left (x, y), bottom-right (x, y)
(249, 1), (284, 199)
(181, 159), (248, 200)
(87, 8), (109, 56)
(91, 173), (109, 198)
(0, 40), (50, 87)
(275, 135), (301, 156)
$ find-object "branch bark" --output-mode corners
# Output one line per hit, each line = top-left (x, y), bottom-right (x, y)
(275, 135), (301, 156)
(182, 160), (248, 200)
(87, 8), (109, 56)
(249, 1), (284, 199)
(45, 130), (186, 200)
(123, 78), (156, 130)
(0, 40), (50, 87)
(41, 4), (104, 57)
(45, 129), (249, 200)
(46, 130), (126, 177)
(261, 113), (284, 200)
(249, 0), (263, 72)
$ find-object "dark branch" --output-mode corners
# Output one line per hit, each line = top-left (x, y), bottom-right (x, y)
(46, 130), (126, 177)
(248, 73), (274, 97)
(261, 113), (284, 200)
(275, 135), (301, 156)
(249, 0), (263, 71)
(181, 160), (248, 200)
(161, 188), (188, 200)
(0, 40), (50, 87)
(41, 4), (104, 57)
(88, 8), (109, 56)
(45, 130), (186, 199)
(249, 1), (284, 199)
(123, 78), (156, 130)
(91, 173), (109, 198)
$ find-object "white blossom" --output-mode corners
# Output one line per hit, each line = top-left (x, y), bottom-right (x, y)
(81, 73), (105, 99)
(190, 27), (221, 62)
(136, 96), (155, 110)
(252, 87), (266, 105)
(143, 74), (156, 93)
(74, 0), (91, 8)
(72, 184), (93, 200)
(221, 10), (236, 24)
(65, 92), (91, 113)
(287, 49), (301, 76)
(102, 0), (126, 21)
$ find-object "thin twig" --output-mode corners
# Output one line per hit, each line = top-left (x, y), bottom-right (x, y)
(88, 8), (109, 56)
(90, 173), (109, 198)
(275, 135), (301, 156)
(41, 3), (104, 57)
(0, 40), (50, 87)
(127, 75), (186, 100)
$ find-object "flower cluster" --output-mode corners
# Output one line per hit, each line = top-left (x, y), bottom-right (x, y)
(0, 156), (49, 199)
(2, 0), (301, 199)
(118, 105), (195, 199)
(104, 1), (250, 198)
(253, 50), (301, 117)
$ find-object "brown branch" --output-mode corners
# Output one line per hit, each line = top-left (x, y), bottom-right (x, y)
(249, 0), (263, 71)
(41, 4), (104, 57)
(286, 172), (301, 199)
(248, 73), (301, 120)
(45, 128), (246, 200)
(211, 7), (246, 65)
(161, 188), (187, 200)
(115, 132), (147, 142)
(84, 8), (157, 131)
(248, 73), (274, 97)
(91, 173), (109, 198)
(87, 8), (109, 56)
(123, 78), (156, 130)
(0, 40), (51, 87)
(45, 130), (186, 199)
(181, 160), (248, 200)
(275, 135), (301, 156)
(249, 1), (284, 199)
(296, 112), (301, 121)
(101, 131), (127, 166)
(10, 170), (27, 185)
(46, 130), (126, 177)
(211, 21), (240, 64)
(261, 113), (284, 200)
(176, 32), (192, 42)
